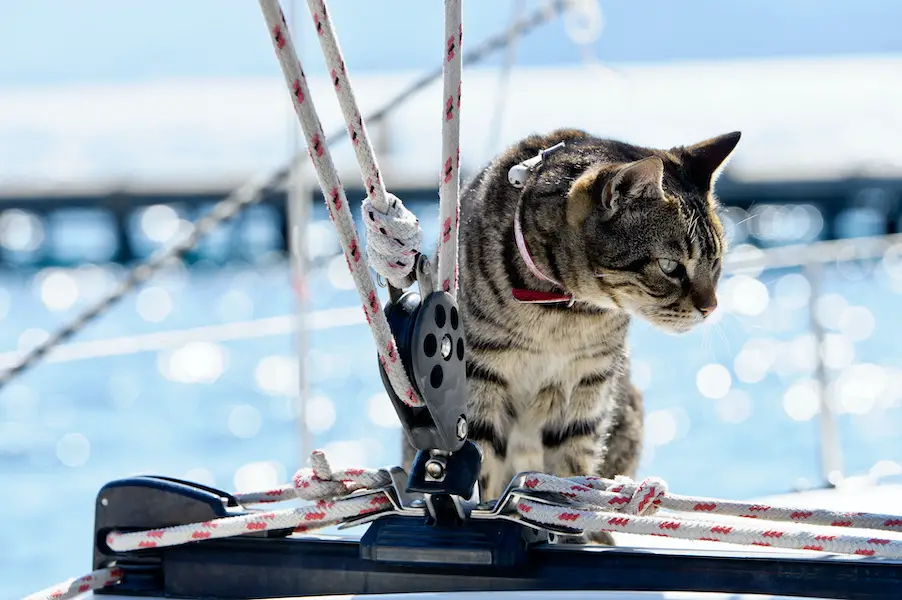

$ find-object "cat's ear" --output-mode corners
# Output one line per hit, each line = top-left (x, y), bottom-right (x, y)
(597, 156), (665, 212)
(566, 157), (664, 228)
(677, 131), (741, 189)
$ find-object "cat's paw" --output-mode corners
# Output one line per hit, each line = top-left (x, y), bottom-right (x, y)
(550, 533), (588, 545)
(585, 530), (616, 546)
(550, 531), (615, 546)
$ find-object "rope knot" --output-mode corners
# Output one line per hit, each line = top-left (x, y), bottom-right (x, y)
(362, 192), (423, 288)
(291, 450), (391, 502)
(615, 475), (667, 516)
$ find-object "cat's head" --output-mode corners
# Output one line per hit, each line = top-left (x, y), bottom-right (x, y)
(566, 132), (740, 334)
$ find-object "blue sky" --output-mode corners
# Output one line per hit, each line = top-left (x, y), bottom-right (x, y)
(1, 0), (901, 86)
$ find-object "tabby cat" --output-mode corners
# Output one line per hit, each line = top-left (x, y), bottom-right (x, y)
(405, 128), (740, 511)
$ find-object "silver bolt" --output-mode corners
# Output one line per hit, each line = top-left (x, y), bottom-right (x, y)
(425, 459), (444, 480)
(440, 334), (453, 360)
(456, 416), (467, 440)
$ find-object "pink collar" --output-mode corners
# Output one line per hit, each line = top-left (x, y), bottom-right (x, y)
(511, 197), (574, 306)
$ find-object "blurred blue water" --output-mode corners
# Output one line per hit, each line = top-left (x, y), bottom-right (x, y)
(2, 204), (902, 598)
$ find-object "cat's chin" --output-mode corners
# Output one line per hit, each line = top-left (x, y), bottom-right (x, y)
(635, 309), (703, 335)
(652, 320), (699, 336)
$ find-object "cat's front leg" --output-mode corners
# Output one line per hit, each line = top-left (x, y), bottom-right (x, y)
(541, 381), (608, 479)
(595, 381), (643, 480)
(465, 374), (519, 501)
(540, 374), (620, 545)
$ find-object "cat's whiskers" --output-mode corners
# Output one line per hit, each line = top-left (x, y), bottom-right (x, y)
(713, 320), (733, 355)
(700, 326), (714, 360)
(724, 212), (760, 239)
(719, 310), (767, 332)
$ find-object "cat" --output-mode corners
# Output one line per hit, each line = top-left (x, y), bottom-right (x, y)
(403, 127), (739, 522)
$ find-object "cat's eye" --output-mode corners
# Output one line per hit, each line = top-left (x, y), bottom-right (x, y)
(658, 258), (679, 275)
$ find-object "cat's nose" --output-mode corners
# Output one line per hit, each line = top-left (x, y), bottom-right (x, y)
(698, 300), (717, 318)
(692, 289), (717, 317)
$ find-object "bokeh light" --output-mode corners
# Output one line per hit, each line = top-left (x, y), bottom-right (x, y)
(136, 286), (173, 322)
(696, 364), (732, 399)
(56, 433), (91, 467)
(368, 392), (401, 429)
(140, 204), (181, 244)
(233, 460), (286, 493)
(782, 379), (820, 422)
(305, 395), (336, 434)
(255, 355), (300, 396)
(37, 269), (79, 312)
(158, 341), (227, 384)
(0, 209), (45, 252)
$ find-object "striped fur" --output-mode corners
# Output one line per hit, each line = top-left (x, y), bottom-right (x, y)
(404, 128), (740, 526)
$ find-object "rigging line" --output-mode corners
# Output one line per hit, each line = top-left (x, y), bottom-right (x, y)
(286, 0), (313, 466)
(0, 306), (364, 369)
(0, 0), (571, 390)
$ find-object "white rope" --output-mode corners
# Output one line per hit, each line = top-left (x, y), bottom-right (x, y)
(234, 451), (390, 504)
(26, 454), (902, 599)
(84, 463), (902, 558)
(306, 0), (389, 215)
(22, 567), (123, 600)
(259, 0), (423, 407)
(361, 192), (423, 287)
(107, 451), (392, 552)
(437, 0), (463, 295)
(530, 473), (902, 531)
(513, 473), (902, 558)
(518, 499), (902, 558)
(176, 462), (902, 561)
(107, 493), (389, 552)
(305, 0), (423, 288)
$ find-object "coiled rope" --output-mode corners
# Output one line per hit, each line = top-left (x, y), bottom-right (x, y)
(514, 473), (902, 556)
(0, 0), (571, 392)
(26, 451), (902, 600)
(98, 463), (902, 558)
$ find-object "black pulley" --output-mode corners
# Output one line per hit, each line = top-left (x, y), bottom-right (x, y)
(377, 254), (468, 454)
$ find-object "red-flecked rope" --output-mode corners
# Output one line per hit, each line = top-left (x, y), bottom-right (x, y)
(532, 473), (902, 531)
(259, 0), (423, 407)
(25, 455), (902, 599)
(22, 567), (123, 600)
(437, 0), (463, 296)
(106, 451), (392, 553)
(513, 473), (902, 558)
(231, 466), (902, 559)
(517, 499), (902, 558)
(106, 493), (391, 553)
(304, 0), (423, 290)
(96, 466), (902, 559)
(235, 450), (391, 504)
